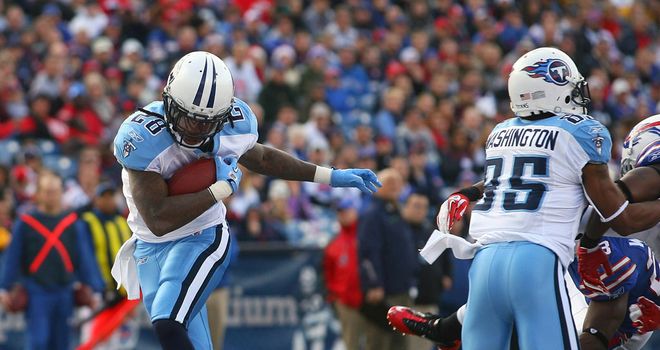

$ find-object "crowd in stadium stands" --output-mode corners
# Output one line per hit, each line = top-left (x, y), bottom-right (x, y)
(0, 0), (657, 250)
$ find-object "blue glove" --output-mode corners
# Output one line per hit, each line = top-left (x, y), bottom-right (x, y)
(214, 156), (242, 193)
(330, 169), (382, 194)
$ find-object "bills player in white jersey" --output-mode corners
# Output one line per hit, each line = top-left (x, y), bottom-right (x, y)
(110, 51), (381, 350)
(423, 47), (660, 350)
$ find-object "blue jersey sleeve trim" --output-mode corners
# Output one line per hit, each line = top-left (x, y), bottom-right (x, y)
(570, 119), (612, 164)
(220, 98), (259, 138)
(113, 109), (173, 171)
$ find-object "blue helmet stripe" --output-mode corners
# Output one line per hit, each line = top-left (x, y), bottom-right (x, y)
(206, 60), (217, 108)
(192, 59), (208, 106)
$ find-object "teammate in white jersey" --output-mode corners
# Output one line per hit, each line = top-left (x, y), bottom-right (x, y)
(388, 114), (660, 349)
(428, 47), (660, 350)
(110, 51), (381, 350)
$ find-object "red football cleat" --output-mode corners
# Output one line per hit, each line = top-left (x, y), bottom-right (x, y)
(387, 306), (461, 350)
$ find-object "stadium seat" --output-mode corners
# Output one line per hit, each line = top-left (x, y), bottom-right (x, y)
(0, 140), (21, 166)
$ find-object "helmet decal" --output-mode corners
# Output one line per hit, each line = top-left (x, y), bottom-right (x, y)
(522, 59), (571, 86)
(206, 60), (217, 108)
(623, 121), (660, 150)
(192, 58), (209, 107)
(636, 140), (660, 167)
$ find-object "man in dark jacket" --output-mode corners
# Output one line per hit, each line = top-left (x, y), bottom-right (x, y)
(401, 192), (452, 350)
(0, 171), (104, 350)
(358, 168), (417, 350)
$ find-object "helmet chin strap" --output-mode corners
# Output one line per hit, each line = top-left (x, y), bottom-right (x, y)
(170, 125), (207, 148)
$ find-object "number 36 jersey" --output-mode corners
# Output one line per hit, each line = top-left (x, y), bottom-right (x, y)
(112, 98), (258, 243)
(469, 114), (612, 267)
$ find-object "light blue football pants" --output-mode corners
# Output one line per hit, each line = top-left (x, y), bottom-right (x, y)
(462, 241), (580, 350)
(134, 224), (232, 350)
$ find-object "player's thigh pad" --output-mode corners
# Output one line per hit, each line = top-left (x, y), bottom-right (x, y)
(135, 224), (231, 327)
(509, 242), (579, 350)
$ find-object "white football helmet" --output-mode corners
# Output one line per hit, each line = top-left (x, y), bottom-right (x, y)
(508, 47), (590, 117)
(621, 114), (660, 176)
(163, 51), (234, 147)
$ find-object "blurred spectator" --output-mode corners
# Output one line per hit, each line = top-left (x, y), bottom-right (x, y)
(0, 94), (69, 142)
(324, 5), (357, 50)
(400, 192), (451, 350)
(358, 168), (416, 350)
(303, 0), (334, 37)
(375, 87), (406, 141)
(408, 146), (443, 206)
(78, 182), (140, 350)
(258, 66), (297, 126)
(89, 36), (115, 72)
(0, 189), (12, 253)
(303, 102), (332, 147)
(29, 42), (67, 100)
(227, 171), (263, 221)
(118, 38), (144, 74)
(12, 146), (43, 209)
(63, 147), (101, 211)
(322, 197), (366, 350)
(299, 46), (328, 109)
(236, 203), (286, 243)
(83, 72), (115, 127)
(395, 107), (437, 160)
(68, 3), (108, 40)
(225, 41), (262, 103)
(608, 77), (638, 121)
(0, 171), (103, 350)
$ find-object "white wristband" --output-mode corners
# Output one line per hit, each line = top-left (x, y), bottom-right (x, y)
(313, 166), (332, 184)
(208, 181), (233, 202)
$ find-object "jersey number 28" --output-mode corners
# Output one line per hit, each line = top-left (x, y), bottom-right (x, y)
(474, 156), (548, 212)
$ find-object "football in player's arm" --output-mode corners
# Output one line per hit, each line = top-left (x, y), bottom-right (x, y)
(128, 141), (381, 237)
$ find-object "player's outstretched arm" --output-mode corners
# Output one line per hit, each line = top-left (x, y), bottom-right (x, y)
(127, 169), (217, 236)
(239, 143), (381, 193)
(579, 293), (629, 350)
(582, 164), (660, 245)
(582, 163), (660, 237)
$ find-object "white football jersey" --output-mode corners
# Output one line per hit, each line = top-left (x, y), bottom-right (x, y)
(113, 98), (258, 243)
(469, 114), (612, 267)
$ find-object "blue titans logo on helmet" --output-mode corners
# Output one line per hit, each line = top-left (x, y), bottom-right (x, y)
(522, 59), (571, 86)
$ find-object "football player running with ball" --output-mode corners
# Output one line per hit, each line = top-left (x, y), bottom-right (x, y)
(111, 51), (381, 350)
(392, 47), (660, 350)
